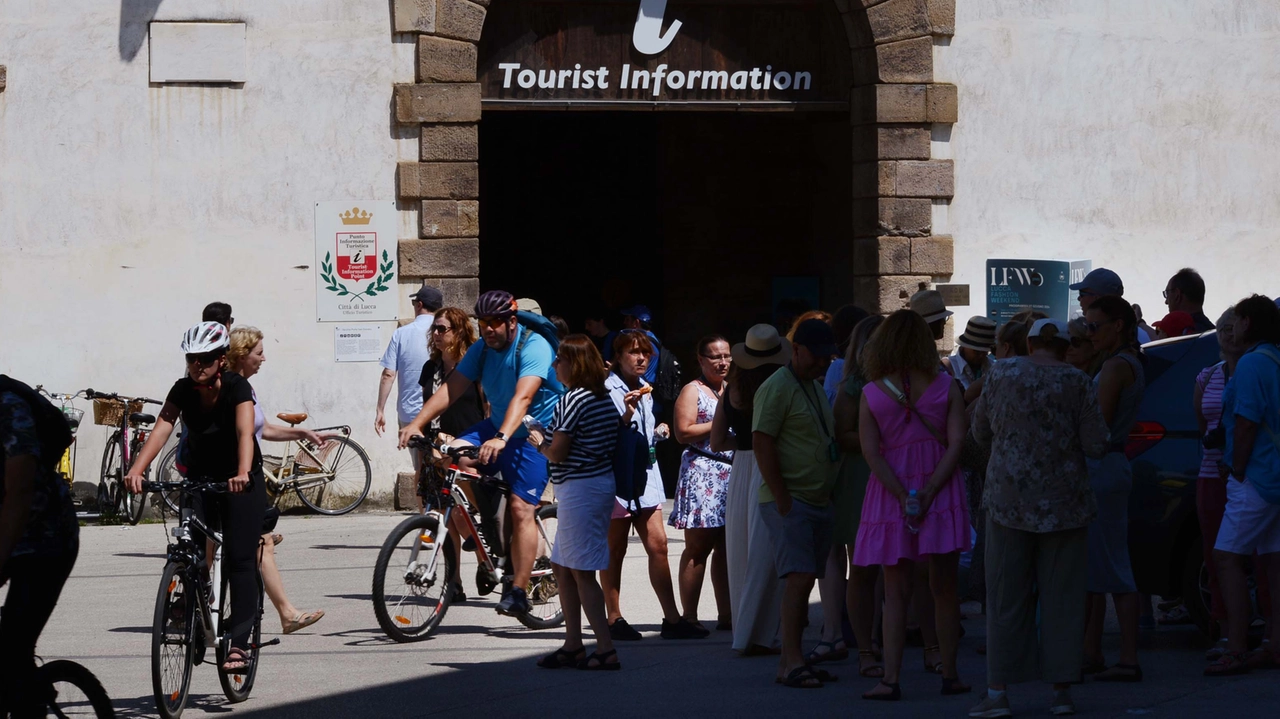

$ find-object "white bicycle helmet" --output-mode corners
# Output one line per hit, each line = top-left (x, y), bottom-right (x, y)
(181, 321), (230, 354)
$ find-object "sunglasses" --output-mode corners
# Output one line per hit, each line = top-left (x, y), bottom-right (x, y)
(478, 316), (511, 330)
(431, 324), (453, 334)
(185, 351), (224, 366)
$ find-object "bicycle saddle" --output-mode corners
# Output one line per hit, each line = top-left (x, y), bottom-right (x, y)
(277, 412), (308, 425)
(129, 412), (156, 426)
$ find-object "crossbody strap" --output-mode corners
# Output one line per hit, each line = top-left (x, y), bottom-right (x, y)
(879, 378), (949, 449)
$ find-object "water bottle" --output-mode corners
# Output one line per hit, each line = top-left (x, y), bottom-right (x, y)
(905, 489), (921, 535)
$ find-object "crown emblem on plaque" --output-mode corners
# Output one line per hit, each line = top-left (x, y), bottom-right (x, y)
(339, 207), (373, 225)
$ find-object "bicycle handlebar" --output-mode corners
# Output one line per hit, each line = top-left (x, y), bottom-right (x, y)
(141, 479), (230, 494)
(407, 435), (480, 461)
(34, 386), (89, 401)
(85, 389), (163, 405)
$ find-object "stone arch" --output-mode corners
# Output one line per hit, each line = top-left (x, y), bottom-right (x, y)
(391, 0), (957, 316)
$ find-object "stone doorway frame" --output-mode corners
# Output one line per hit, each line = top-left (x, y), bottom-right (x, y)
(391, 0), (957, 317)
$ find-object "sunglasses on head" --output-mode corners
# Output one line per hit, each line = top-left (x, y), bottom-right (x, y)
(431, 324), (452, 334)
(185, 351), (224, 366)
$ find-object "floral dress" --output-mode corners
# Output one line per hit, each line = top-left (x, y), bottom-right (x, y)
(669, 384), (733, 529)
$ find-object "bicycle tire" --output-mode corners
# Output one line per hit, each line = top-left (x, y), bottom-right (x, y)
(294, 436), (372, 515)
(151, 562), (194, 719)
(122, 435), (149, 525)
(155, 446), (183, 515)
(98, 433), (121, 518)
(38, 659), (116, 718)
(372, 514), (456, 642)
(517, 503), (564, 630)
(216, 565), (262, 703)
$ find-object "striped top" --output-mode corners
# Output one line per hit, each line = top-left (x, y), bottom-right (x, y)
(548, 388), (620, 483)
(1197, 361), (1228, 480)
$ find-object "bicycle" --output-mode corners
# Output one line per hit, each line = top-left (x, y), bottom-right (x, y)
(22, 658), (116, 718)
(87, 389), (162, 525)
(156, 413), (371, 516)
(34, 386), (92, 519)
(140, 478), (277, 719)
(371, 435), (561, 642)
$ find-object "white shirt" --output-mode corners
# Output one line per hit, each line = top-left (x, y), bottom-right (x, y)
(946, 351), (991, 391)
(605, 372), (666, 509)
(380, 313), (434, 424)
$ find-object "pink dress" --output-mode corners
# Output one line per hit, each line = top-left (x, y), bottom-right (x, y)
(852, 373), (971, 566)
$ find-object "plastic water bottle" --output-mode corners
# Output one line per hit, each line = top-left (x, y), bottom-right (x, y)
(905, 489), (921, 535)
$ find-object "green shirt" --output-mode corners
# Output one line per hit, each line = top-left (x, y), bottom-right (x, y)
(752, 366), (839, 507)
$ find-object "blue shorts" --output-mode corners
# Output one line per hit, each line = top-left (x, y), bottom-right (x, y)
(457, 421), (549, 506)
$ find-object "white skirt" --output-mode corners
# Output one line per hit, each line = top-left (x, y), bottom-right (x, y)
(550, 470), (617, 571)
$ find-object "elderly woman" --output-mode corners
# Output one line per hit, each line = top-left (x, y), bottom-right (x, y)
(968, 319), (1109, 717)
(1066, 318), (1103, 375)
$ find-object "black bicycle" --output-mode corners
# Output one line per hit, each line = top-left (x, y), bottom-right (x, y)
(26, 658), (115, 717)
(140, 479), (277, 719)
(372, 436), (561, 642)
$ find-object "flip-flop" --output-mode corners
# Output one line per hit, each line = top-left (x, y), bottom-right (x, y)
(807, 640), (849, 664)
(271, 533), (284, 546)
(780, 665), (824, 689)
(858, 650), (885, 678)
(282, 609), (325, 634)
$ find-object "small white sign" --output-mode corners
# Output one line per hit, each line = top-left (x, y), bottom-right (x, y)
(315, 201), (399, 322)
(334, 325), (384, 363)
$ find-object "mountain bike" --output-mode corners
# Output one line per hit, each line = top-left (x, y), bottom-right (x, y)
(372, 436), (561, 642)
(34, 386), (93, 519)
(87, 389), (162, 525)
(140, 478), (276, 719)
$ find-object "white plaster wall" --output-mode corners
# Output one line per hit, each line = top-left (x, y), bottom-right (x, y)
(943, 1), (1280, 323)
(0, 1), (419, 497)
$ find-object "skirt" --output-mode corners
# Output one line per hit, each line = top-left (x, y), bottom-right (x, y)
(669, 450), (732, 529)
(1086, 452), (1136, 594)
(550, 471), (616, 571)
(831, 454), (870, 546)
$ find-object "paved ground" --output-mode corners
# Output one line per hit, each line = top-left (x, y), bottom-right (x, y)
(19, 510), (1280, 718)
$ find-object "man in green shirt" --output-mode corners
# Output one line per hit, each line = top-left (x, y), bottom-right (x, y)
(753, 318), (840, 688)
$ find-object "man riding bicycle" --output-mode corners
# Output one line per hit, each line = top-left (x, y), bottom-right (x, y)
(399, 290), (562, 616)
(0, 377), (80, 718)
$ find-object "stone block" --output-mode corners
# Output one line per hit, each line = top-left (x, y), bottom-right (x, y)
(853, 236), (911, 275)
(866, 0), (954, 43)
(850, 47), (878, 87)
(854, 275), (932, 314)
(418, 35), (477, 83)
(399, 238), (479, 277)
(875, 36), (933, 83)
(878, 126), (931, 160)
(882, 160), (954, 198)
(911, 235), (954, 275)
(436, 0), (487, 42)
(398, 162), (479, 199)
(926, 83), (958, 123)
(878, 197), (933, 236)
(876, 84), (927, 123)
(421, 123), (479, 161)
(0, 66), (5, 92)
(851, 161), (879, 198)
(395, 472), (417, 511)
(928, 0), (956, 36)
(421, 200), (479, 237)
(394, 0), (436, 33)
(395, 83), (482, 124)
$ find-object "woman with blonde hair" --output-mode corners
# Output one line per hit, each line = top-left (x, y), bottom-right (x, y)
(853, 310), (972, 700)
(225, 326), (327, 635)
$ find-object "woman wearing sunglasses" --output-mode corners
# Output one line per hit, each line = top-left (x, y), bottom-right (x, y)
(125, 321), (266, 675)
(418, 307), (486, 441)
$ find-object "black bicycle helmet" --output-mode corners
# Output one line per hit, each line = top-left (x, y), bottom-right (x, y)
(475, 290), (517, 319)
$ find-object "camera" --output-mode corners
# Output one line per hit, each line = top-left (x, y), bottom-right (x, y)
(1203, 424), (1227, 450)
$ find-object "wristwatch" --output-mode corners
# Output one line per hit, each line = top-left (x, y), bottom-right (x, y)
(493, 431), (507, 442)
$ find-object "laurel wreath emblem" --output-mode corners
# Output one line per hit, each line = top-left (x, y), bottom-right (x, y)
(320, 250), (395, 302)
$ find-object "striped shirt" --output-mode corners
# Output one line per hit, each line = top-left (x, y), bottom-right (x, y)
(1197, 361), (1228, 480)
(548, 388), (620, 483)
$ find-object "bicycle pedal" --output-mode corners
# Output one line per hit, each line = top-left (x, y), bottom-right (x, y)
(257, 638), (281, 648)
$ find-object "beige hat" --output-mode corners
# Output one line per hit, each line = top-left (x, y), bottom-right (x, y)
(516, 298), (543, 316)
(731, 324), (793, 369)
(910, 289), (953, 324)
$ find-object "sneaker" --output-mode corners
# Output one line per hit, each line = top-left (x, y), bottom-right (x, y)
(461, 536), (476, 552)
(661, 617), (711, 640)
(969, 692), (1013, 718)
(495, 586), (530, 616)
(1049, 689), (1075, 716)
(451, 583), (467, 604)
(609, 617), (644, 641)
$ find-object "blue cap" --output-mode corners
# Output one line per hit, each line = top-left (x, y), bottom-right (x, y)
(792, 318), (838, 358)
(1069, 267), (1124, 296)
(621, 305), (652, 323)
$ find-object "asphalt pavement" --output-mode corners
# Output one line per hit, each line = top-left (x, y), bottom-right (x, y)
(18, 510), (1280, 718)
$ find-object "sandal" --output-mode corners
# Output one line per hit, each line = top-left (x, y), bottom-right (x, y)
(282, 610), (325, 635)
(781, 665), (823, 689)
(923, 645), (943, 674)
(807, 666), (838, 683)
(861, 680), (901, 701)
(537, 647), (585, 669)
(271, 533), (284, 546)
(1244, 647), (1277, 671)
(1205, 639), (1229, 661)
(577, 649), (621, 671)
(941, 676), (972, 695)
(858, 650), (885, 678)
(221, 647), (253, 675)
(807, 640), (849, 664)
(1096, 663), (1143, 682)
(1204, 651), (1250, 676)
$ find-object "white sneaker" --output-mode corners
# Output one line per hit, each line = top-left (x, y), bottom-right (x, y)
(1050, 689), (1076, 716)
(969, 692), (1013, 718)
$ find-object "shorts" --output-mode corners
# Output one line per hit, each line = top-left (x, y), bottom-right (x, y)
(759, 499), (834, 579)
(1216, 478), (1280, 555)
(457, 421), (549, 507)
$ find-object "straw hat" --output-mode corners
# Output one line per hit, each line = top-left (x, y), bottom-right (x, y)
(910, 289), (953, 324)
(731, 324), (793, 369)
(956, 317), (997, 352)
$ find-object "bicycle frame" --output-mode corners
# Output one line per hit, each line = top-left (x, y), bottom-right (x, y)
(262, 425), (352, 493)
(167, 499), (226, 647)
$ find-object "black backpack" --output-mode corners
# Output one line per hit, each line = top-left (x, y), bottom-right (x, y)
(651, 339), (683, 408)
(0, 375), (74, 471)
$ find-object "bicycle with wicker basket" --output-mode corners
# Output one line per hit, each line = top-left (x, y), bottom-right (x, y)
(87, 388), (162, 525)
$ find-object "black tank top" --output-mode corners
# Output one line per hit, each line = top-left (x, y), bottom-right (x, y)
(723, 395), (755, 452)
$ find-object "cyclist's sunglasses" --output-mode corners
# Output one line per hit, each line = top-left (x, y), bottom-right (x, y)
(477, 315), (513, 330)
(185, 351), (225, 366)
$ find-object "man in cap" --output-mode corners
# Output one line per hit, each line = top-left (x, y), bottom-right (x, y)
(752, 319), (841, 688)
(375, 284), (444, 472)
(1070, 268), (1151, 344)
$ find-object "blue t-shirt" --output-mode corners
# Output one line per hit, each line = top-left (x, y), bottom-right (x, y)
(1222, 343), (1280, 503)
(457, 330), (562, 438)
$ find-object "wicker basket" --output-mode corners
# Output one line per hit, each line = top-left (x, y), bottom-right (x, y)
(93, 398), (142, 427)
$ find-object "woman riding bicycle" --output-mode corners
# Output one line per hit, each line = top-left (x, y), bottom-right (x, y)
(125, 321), (267, 674)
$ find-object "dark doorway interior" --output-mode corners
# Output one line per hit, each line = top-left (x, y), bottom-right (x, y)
(479, 110), (854, 366)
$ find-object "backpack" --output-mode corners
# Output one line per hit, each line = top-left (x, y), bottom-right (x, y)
(613, 423), (650, 512)
(651, 338), (682, 407)
(476, 310), (565, 394)
(0, 375), (74, 471)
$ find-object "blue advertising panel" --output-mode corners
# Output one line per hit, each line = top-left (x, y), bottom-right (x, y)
(986, 259), (1091, 324)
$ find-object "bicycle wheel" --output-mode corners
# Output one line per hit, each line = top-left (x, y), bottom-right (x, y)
(216, 566), (262, 703)
(518, 503), (564, 630)
(156, 446), (183, 515)
(38, 660), (115, 718)
(121, 436), (148, 525)
(98, 433), (121, 518)
(372, 514), (456, 642)
(294, 436), (372, 515)
(151, 562), (194, 719)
